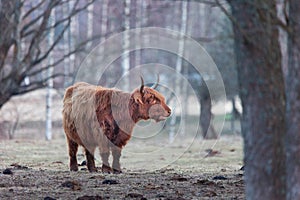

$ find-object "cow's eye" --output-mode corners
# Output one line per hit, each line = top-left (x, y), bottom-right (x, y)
(147, 98), (152, 104)
(147, 97), (156, 104)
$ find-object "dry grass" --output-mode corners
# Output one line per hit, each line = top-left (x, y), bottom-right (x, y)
(0, 136), (244, 199)
(0, 89), (244, 199)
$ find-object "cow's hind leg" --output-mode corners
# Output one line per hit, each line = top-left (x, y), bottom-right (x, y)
(85, 147), (97, 172)
(67, 138), (79, 171)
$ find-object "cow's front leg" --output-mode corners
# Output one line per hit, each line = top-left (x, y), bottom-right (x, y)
(99, 137), (112, 173)
(85, 147), (97, 172)
(100, 152), (112, 173)
(112, 147), (122, 174)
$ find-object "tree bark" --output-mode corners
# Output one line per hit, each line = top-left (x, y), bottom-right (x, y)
(228, 1), (286, 199)
(286, 1), (300, 199)
(176, 0), (188, 135)
(200, 83), (217, 139)
(0, 0), (22, 109)
(45, 8), (55, 141)
(122, 0), (131, 91)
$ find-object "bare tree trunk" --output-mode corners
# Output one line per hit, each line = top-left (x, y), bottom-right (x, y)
(69, 0), (77, 83)
(63, 3), (71, 88)
(286, 1), (300, 199)
(195, 3), (218, 139)
(168, 1), (187, 141)
(228, 1), (286, 199)
(86, 3), (94, 50)
(135, 0), (142, 67)
(101, 0), (108, 43)
(45, 9), (55, 141)
(200, 83), (217, 139)
(175, 0), (188, 135)
(0, 0), (22, 109)
(230, 97), (240, 133)
(122, 0), (131, 91)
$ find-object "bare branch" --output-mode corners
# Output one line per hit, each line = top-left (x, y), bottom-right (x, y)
(13, 73), (66, 95)
(21, 0), (84, 38)
(31, 20), (71, 68)
(22, 0), (60, 65)
(22, 0), (47, 20)
(25, 32), (102, 78)
(21, 0), (72, 36)
(179, 0), (218, 6)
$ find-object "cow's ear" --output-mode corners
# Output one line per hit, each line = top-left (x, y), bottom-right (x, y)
(133, 92), (144, 105)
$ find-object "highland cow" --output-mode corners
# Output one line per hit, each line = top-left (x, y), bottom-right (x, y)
(62, 77), (171, 173)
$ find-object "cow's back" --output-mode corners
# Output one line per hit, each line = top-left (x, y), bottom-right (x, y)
(62, 82), (107, 147)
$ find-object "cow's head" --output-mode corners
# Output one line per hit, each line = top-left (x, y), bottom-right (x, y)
(132, 76), (171, 122)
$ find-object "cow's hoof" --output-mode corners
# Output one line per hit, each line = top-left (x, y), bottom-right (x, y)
(102, 165), (112, 174)
(88, 167), (98, 173)
(70, 165), (78, 172)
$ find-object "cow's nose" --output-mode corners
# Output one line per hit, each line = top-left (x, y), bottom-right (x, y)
(167, 108), (171, 115)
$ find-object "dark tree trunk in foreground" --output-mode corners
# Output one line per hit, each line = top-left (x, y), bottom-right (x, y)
(286, 1), (300, 199)
(228, 1), (286, 199)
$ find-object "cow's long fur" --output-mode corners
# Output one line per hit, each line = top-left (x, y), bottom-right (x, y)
(62, 81), (171, 173)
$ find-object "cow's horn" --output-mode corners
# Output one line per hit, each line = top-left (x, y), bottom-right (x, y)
(140, 76), (145, 94)
(152, 74), (160, 89)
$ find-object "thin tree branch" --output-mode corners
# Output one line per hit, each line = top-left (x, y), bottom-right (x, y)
(22, 0), (47, 20)
(21, 0), (91, 38)
(22, 0), (60, 65)
(21, 0), (71, 36)
(13, 73), (66, 95)
(25, 32), (102, 78)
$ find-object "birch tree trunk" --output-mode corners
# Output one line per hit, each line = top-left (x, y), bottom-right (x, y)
(45, 9), (55, 141)
(85, 3), (94, 70)
(135, 1), (143, 67)
(63, 3), (71, 88)
(69, 0), (77, 83)
(175, 0), (188, 136)
(122, 0), (131, 91)
(101, 0), (108, 43)
(87, 3), (94, 50)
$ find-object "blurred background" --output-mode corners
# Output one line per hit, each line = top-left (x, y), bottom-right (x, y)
(0, 0), (242, 141)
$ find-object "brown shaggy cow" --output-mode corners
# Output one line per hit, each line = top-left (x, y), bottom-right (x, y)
(62, 78), (171, 173)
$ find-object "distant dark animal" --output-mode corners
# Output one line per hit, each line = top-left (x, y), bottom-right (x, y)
(62, 77), (171, 173)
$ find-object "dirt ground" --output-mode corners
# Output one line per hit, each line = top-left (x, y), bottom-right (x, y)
(0, 89), (244, 199)
(0, 136), (244, 200)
